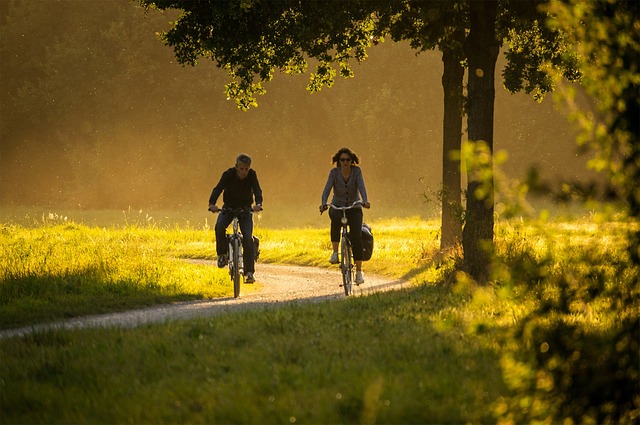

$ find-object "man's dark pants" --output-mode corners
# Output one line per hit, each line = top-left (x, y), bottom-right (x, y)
(215, 209), (255, 273)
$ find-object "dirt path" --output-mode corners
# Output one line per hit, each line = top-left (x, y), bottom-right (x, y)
(0, 262), (409, 339)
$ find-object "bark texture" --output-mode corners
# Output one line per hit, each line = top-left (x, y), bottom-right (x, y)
(440, 30), (465, 250)
(462, 0), (499, 283)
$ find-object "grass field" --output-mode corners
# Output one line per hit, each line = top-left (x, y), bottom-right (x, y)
(0, 207), (637, 424)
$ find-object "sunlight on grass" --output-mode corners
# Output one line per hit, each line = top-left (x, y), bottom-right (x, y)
(0, 223), (234, 328)
(2, 212), (631, 331)
(254, 217), (443, 283)
(1, 210), (637, 424)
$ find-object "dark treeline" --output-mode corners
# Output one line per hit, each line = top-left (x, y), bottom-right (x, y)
(0, 0), (593, 216)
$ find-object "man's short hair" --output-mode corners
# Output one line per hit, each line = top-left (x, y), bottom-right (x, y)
(236, 154), (252, 166)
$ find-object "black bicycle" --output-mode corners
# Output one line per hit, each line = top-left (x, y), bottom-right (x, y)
(325, 201), (363, 296)
(211, 207), (251, 298)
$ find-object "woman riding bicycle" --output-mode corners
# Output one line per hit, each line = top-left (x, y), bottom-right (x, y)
(319, 147), (371, 284)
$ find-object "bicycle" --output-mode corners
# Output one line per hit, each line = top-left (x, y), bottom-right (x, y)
(210, 206), (252, 298)
(323, 201), (363, 296)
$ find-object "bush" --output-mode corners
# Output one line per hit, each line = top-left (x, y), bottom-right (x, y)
(494, 228), (640, 424)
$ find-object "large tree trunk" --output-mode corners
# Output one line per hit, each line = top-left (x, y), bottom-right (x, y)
(440, 31), (465, 251)
(462, 0), (499, 283)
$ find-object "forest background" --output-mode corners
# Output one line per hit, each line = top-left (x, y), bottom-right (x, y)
(0, 0), (597, 227)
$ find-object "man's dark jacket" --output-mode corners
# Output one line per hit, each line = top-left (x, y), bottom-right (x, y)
(209, 168), (263, 208)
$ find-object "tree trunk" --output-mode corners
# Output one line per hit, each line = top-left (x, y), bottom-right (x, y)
(462, 0), (499, 283)
(440, 32), (465, 251)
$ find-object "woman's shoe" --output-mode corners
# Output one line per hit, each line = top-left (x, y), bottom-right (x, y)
(355, 271), (364, 284)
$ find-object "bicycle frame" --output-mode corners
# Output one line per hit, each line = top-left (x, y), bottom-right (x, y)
(328, 201), (363, 296)
(227, 213), (244, 298)
(212, 207), (250, 298)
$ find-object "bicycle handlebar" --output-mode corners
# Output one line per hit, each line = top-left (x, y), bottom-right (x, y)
(329, 201), (363, 210)
(208, 206), (260, 214)
(320, 201), (363, 214)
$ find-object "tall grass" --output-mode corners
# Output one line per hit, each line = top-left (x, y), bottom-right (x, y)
(0, 215), (443, 329)
(0, 211), (637, 424)
(0, 220), (252, 329)
(257, 216), (443, 279)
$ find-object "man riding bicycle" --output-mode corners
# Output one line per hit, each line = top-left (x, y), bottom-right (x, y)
(209, 154), (263, 283)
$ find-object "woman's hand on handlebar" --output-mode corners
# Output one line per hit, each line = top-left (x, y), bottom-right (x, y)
(322, 201), (369, 213)
(252, 204), (263, 212)
(208, 204), (220, 213)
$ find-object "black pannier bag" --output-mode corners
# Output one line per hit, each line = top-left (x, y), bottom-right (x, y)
(361, 223), (374, 261)
(253, 236), (260, 261)
(232, 234), (260, 261)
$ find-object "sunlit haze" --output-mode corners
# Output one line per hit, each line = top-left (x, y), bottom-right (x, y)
(0, 0), (596, 227)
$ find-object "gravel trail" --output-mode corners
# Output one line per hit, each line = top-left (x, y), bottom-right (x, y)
(0, 262), (408, 339)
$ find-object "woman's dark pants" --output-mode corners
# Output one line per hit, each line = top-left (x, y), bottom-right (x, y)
(329, 207), (364, 261)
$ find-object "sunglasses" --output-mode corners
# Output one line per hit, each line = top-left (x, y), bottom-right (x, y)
(339, 157), (352, 162)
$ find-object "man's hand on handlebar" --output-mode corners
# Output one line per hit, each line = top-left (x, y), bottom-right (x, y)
(210, 204), (262, 213)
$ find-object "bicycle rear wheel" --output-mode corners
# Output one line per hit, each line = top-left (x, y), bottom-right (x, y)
(341, 237), (353, 296)
(231, 238), (241, 298)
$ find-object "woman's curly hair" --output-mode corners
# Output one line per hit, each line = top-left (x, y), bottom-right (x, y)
(331, 147), (360, 166)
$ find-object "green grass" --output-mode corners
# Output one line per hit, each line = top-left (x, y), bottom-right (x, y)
(0, 222), (243, 329)
(0, 286), (507, 424)
(0, 210), (637, 424)
(257, 216), (442, 278)
(0, 215), (443, 329)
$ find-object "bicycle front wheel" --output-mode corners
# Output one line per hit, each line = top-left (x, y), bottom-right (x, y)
(231, 237), (241, 298)
(341, 237), (353, 296)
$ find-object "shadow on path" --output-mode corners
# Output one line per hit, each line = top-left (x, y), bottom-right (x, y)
(0, 263), (409, 339)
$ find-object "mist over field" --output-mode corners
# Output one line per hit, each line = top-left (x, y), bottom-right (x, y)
(1, 0), (596, 227)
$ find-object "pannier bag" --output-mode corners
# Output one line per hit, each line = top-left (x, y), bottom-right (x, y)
(361, 223), (374, 261)
(229, 234), (260, 261)
(253, 236), (260, 261)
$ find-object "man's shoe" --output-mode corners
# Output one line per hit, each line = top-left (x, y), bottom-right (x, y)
(217, 254), (228, 268)
(245, 272), (255, 284)
(329, 252), (339, 264)
(355, 271), (364, 284)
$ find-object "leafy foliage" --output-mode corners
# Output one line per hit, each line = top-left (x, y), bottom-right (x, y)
(545, 0), (640, 222)
(494, 220), (639, 424)
(141, 0), (388, 109)
(140, 0), (581, 110)
(502, 20), (581, 100)
(494, 2), (640, 422)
